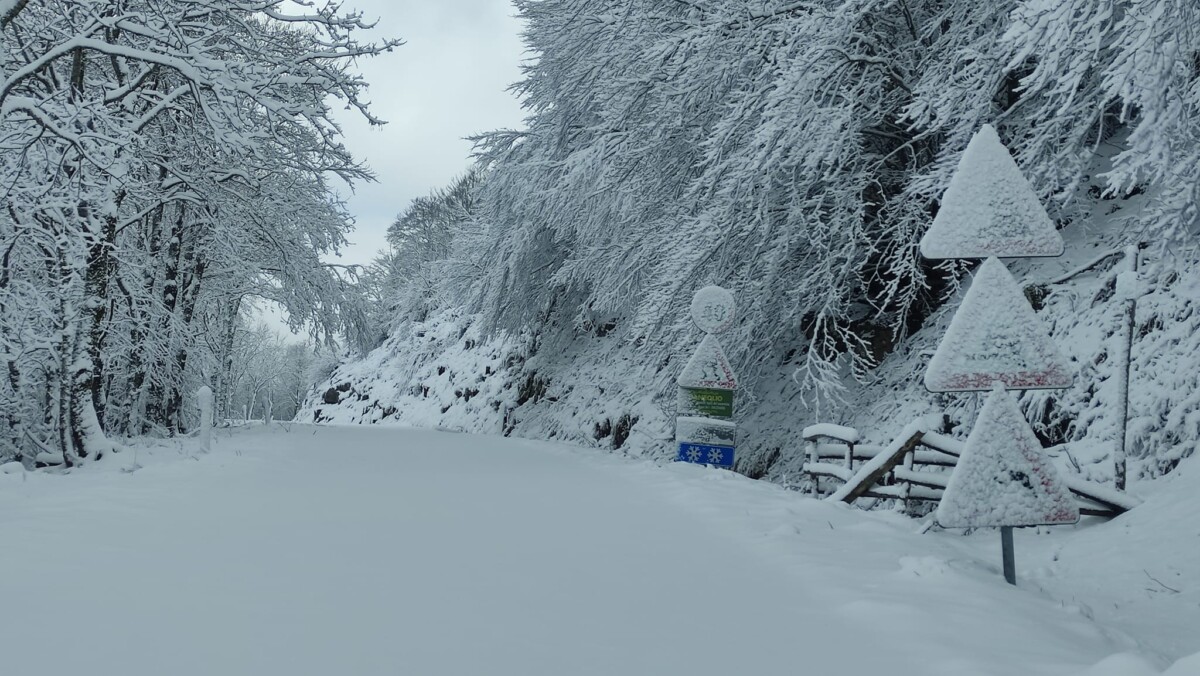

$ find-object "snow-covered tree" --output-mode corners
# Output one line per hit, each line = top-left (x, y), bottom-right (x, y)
(0, 0), (398, 463)
(452, 0), (1015, 408)
(439, 0), (1197, 415)
(363, 169), (482, 338)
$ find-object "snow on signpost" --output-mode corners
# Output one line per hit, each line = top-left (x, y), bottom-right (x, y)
(936, 385), (1078, 530)
(676, 416), (737, 466)
(676, 286), (738, 469)
(923, 125), (1076, 587)
(678, 334), (738, 391)
(924, 257), (1073, 393)
(920, 124), (1064, 260)
(689, 285), (737, 334)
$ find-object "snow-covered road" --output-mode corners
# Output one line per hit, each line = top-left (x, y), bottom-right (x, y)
(1, 425), (1195, 675)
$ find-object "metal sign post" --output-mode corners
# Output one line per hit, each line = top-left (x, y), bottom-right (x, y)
(1001, 526), (1016, 586)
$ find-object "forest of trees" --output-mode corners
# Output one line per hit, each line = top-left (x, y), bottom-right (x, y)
(6, 0), (1199, 470)
(0, 0), (397, 465)
(365, 0), (1199, 407)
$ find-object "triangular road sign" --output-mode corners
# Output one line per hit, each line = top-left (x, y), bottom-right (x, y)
(921, 124), (1064, 259)
(937, 385), (1079, 528)
(925, 257), (1073, 392)
(678, 333), (737, 390)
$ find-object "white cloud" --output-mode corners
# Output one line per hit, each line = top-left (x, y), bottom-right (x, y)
(330, 0), (527, 266)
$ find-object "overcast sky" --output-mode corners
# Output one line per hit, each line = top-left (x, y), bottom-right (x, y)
(330, 0), (528, 266)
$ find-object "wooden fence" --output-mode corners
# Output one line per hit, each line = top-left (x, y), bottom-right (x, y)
(801, 421), (1140, 518)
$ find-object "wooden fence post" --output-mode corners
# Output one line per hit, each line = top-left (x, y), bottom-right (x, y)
(806, 438), (819, 495)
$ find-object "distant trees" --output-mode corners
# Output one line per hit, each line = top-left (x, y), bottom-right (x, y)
(217, 321), (321, 424)
(363, 169), (482, 339)
(0, 0), (398, 465)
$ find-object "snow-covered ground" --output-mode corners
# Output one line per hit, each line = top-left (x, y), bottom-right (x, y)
(1, 424), (1196, 675)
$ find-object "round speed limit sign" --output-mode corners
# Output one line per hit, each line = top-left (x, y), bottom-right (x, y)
(690, 285), (735, 334)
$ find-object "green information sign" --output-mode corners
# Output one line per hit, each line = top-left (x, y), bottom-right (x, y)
(679, 386), (734, 419)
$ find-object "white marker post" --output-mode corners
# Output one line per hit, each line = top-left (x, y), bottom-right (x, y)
(676, 286), (738, 469)
(197, 385), (213, 454)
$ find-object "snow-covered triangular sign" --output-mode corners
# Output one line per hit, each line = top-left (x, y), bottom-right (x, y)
(936, 384), (1079, 528)
(678, 334), (737, 390)
(921, 124), (1064, 259)
(925, 257), (1073, 392)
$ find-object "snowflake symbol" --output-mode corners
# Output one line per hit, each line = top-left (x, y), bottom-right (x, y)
(685, 447), (702, 462)
(707, 448), (725, 464)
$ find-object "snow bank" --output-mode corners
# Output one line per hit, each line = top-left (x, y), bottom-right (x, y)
(1078, 652), (1200, 676)
(1030, 454), (1200, 664)
(299, 310), (676, 457)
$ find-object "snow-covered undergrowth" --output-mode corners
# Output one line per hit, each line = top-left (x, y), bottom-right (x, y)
(302, 302), (841, 485)
(303, 309), (680, 458)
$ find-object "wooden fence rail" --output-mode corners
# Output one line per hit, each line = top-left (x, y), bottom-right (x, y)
(801, 421), (1140, 518)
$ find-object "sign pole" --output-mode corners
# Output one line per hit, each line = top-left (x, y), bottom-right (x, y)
(1001, 526), (1016, 586)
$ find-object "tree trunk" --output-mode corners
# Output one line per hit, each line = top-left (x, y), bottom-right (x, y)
(70, 187), (123, 460)
(146, 203), (187, 430)
(164, 223), (206, 434)
(124, 192), (167, 435)
(214, 296), (243, 421)
(0, 237), (25, 464)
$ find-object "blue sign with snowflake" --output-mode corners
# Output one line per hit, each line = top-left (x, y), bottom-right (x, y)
(676, 442), (735, 469)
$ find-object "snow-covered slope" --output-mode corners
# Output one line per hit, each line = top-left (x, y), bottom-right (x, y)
(302, 309), (676, 456)
(1032, 456), (1200, 664)
(303, 159), (1197, 496)
(1, 425), (1196, 673)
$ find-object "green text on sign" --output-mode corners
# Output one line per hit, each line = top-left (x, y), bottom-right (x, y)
(679, 387), (734, 419)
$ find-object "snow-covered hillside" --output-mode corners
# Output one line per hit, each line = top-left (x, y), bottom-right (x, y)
(303, 161), (1197, 496)
(1, 424), (1196, 674)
